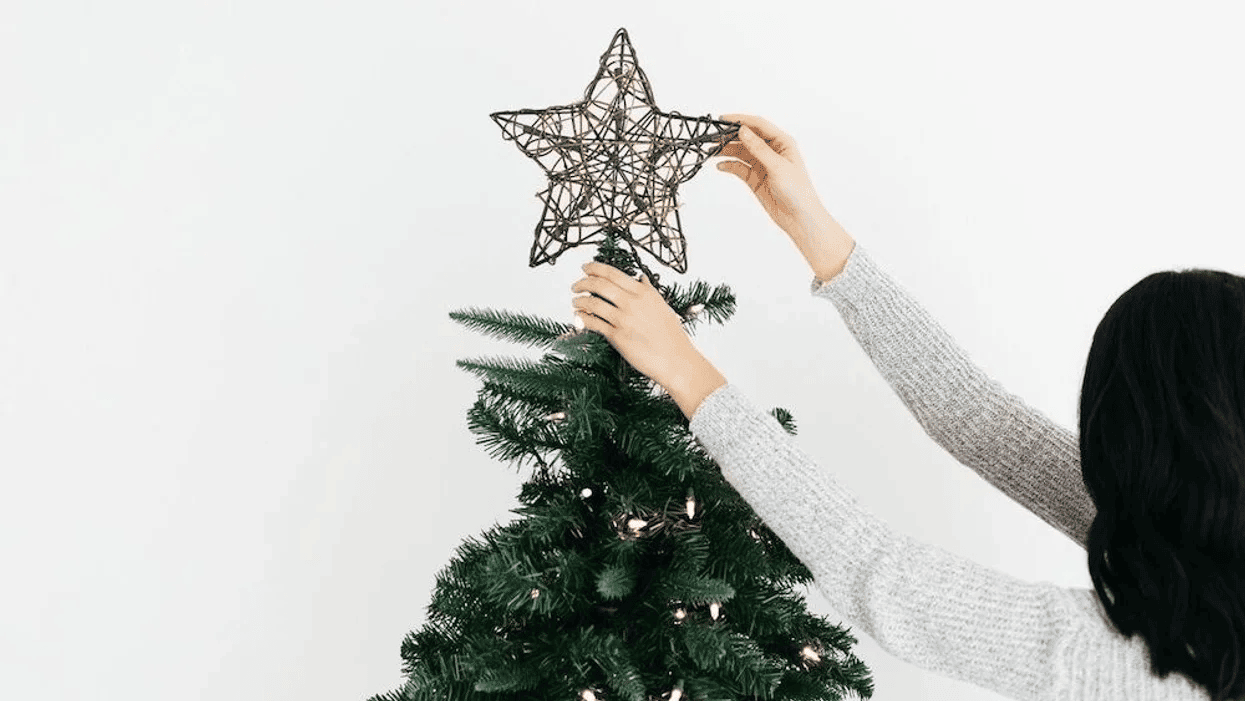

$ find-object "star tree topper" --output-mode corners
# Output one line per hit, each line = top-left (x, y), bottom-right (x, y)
(490, 27), (740, 274)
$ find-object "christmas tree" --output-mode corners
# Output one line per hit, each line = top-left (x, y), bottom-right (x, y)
(367, 28), (875, 701)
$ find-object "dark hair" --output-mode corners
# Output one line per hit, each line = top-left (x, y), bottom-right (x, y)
(1079, 265), (1245, 700)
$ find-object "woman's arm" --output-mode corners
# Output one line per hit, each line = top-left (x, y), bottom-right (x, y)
(687, 382), (1082, 700)
(808, 234), (1095, 550)
(713, 112), (1094, 548)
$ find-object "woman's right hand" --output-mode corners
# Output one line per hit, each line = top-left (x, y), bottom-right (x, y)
(714, 113), (848, 264)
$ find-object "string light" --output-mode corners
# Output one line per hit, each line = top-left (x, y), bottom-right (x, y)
(612, 512), (665, 540)
(797, 641), (827, 671)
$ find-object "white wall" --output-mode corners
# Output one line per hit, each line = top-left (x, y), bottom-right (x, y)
(3, 1), (1244, 699)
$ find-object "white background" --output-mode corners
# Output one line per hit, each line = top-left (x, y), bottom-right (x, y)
(3, 1), (1244, 699)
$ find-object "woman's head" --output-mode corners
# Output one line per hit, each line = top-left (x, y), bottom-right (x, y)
(1079, 265), (1245, 700)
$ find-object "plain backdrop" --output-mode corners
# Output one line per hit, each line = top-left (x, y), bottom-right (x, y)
(3, 1), (1244, 699)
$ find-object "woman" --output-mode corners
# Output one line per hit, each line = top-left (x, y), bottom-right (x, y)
(570, 113), (1245, 701)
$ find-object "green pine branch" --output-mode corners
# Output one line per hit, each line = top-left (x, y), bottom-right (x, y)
(368, 228), (874, 701)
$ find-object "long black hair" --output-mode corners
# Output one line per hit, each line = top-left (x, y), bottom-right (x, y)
(1079, 265), (1245, 700)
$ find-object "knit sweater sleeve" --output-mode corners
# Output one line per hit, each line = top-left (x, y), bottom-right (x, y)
(687, 381), (1077, 700)
(806, 241), (1095, 549)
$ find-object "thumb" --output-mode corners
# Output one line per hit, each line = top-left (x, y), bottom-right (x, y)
(716, 159), (766, 194)
(715, 159), (750, 182)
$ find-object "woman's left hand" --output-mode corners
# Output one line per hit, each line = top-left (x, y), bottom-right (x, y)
(571, 261), (701, 391)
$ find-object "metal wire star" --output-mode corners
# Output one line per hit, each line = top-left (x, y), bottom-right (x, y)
(490, 27), (740, 274)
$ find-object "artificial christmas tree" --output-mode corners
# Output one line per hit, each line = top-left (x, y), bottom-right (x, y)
(367, 28), (875, 701)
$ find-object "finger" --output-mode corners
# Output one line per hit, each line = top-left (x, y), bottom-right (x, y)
(574, 295), (617, 327)
(573, 309), (607, 336)
(716, 160), (763, 193)
(737, 125), (784, 173)
(583, 260), (641, 293)
(719, 114), (797, 156)
(713, 142), (757, 164)
(574, 276), (620, 309)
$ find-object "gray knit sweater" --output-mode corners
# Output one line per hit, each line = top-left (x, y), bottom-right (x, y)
(686, 240), (1208, 700)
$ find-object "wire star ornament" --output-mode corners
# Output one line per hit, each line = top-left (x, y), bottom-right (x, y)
(490, 27), (740, 274)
